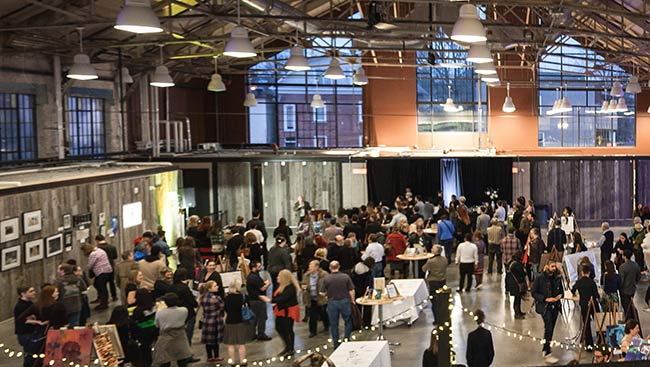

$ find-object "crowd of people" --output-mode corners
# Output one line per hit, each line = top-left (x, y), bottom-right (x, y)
(11, 189), (650, 367)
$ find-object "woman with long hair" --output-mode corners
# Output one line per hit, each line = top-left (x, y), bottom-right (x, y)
(571, 232), (587, 253)
(272, 269), (301, 357)
(506, 251), (527, 319)
(124, 270), (143, 308)
(297, 215), (314, 237)
(472, 231), (486, 289)
(223, 279), (252, 365)
(130, 289), (156, 367)
(108, 306), (139, 365)
(315, 248), (330, 272)
(199, 281), (225, 363)
(198, 259), (225, 299)
(208, 220), (225, 258)
(197, 216), (213, 261)
(273, 217), (293, 245)
(615, 233), (633, 269)
(422, 328), (440, 367)
(177, 237), (202, 277)
(603, 260), (621, 309)
(243, 232), (264, 264)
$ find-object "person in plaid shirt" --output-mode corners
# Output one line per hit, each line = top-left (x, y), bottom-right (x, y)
(199, 280), (225, 363)
(501, 227), (521, 268)
(81, 244), (113, 310)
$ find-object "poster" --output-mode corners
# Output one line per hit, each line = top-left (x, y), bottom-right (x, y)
(122, 202), (142, 229)
(43, 329), (93, 367)
(563, 250), (600, 285)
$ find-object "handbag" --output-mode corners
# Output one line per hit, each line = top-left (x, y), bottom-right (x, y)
(241, 295), (256, 322)
(350, 303), (362, 331)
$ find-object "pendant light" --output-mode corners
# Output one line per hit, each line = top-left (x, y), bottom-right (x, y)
(615, 98), (628, 112)
(243, 89), (257, 107)
(647, 105), (650, 114)
(474, 62), (497, 75)
(311, 94), (324, 109)
(610, 81), (624, 97)
(607, 99), (617, 112)
(114, 0), (162, 34)
(150, 45), (174, 87)
(224, 0), (256, 58)
(285, 46), (310, 71)
(440, 85), (463, 112)
(547, 88), (560, 116)
(353, 67), (368, 86)
(120, 67), (134, 83)
(451, 4), (487, 44)
(207, 57), (226, 92)
(626, 75), (642, 94)
(324, 54), (345, 80)
(467, 42), (492, 63)
(502, 82), (516, 113)
(481, 76), (499, 83)
(67, 28), (98, 80)
(597, 100), (609, 114)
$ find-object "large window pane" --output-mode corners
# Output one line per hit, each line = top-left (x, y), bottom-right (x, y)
(66, 96), (105, 156)
(0, 93), (36, 161)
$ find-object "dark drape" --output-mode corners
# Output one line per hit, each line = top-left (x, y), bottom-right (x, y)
(459, 158), (513, 206)
(637, 159), (650, 207)
(366, 159), (441, 205)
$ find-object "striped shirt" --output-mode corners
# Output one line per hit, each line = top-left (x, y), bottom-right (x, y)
(501, 234), (521, 265)
(87, 248), (113, 276)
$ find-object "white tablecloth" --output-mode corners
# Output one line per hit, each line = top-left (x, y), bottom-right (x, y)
(371, 279), (429, 325)
(324, 341), (391, 367)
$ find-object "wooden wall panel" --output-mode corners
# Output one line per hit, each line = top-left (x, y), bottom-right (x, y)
(0, 174), (165, 321)
(531, 159), (633, 226)
(637, 159), (650, 207)
(216, 162), (252, 223)
(342, 162), (368, 209)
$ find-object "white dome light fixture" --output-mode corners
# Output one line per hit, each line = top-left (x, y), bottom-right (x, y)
(285, 46), (310, 71)
(67, 28), (98, 80)
(150, 45), (174, 87)
(119, 67), (134, 83)
(607, 99), (618, 112)
(243, 91), (258, 107)
(311, 94), (325, 109)
(474, 62), (497, 75)
(207, 57), (226, 92)
(324, 57), (345, 80)
(481, 75), (499, 83)
(502, 82), (516, 113)
(114, 0), (163, 34)
(440, 85), (463, 113)
(224, 0), (256, 58)
(467, 42), (492, 63)
(597, 100), (609, 114)
(451, 4), (487, 44)
(610, 81), (624, 97)
(353, 67), (368, 86)
(615, 98), (628, 112)
(626, 76), (642, 94)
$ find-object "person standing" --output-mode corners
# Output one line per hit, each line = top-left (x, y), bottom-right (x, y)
(422, 245), (447, 325)
(268, 236), (293, 290)
(137, 246), (167, 290)
(169, 269), (199, 347)
(465, 309), (494, 367)
(352, 257), (375, 328)
(247, 210), (269, 265)
(199, 281), (225, 363)
(475, 207), (490, 242)
(152, 293), (192, 367)
(527, 228), (544, 283)
(506, 251), (527, 319)
(245, 261), (272, 340)
(532, 261), (564, 365)
(472, 232), (486, 289)
(422, 330), (440, 367)
(272, 269), (301, 357)
(56, 263), (87, 327)
(81, 244), (113, 310)
(437, 215), (455, 265)
(320, 261), (355, 348)
(198, 259), (225, 299)
(385, 226), (408, 279)
(487, 219), (505, 274)
(293, 195), (311, 225)
(301, 260), (329, 337)
(501, 227), (521, 268)
(493, 201), (506, 225)
(597, 222), (615, 284)
(362, 233), (385, 277)
(96, 234), (119, 302)
(571, 265), (599, 349)
(455, 233), (478, 292)
(115, 251), (140, 306)
(619, 249), (641, 321)
(131, 289), (156, 367)
(546, 219), (567, 253)
(223, 279), (252, 365)
(273, 218), (293, 245)
(14, 286), (36, 367)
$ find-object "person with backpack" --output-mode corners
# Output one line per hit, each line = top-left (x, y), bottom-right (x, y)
(56, 263), (87, 327)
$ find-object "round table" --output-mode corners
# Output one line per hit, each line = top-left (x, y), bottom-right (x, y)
(356, 296), (405, 345)
(397, 253), (434, 278)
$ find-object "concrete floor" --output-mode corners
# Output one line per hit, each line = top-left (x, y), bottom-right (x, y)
(0, 226), (647, 367)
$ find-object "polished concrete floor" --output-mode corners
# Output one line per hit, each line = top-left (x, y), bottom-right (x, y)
(1, 226), (647, 367)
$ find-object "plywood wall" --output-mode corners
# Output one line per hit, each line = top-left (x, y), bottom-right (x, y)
(216, 162), (252, 224)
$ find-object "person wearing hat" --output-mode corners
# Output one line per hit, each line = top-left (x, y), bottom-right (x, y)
(268, 236), (293, 291)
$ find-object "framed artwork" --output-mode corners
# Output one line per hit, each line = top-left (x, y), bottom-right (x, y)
(98, 212), (106, 225)
(0, 217), (20, 243)
(25, 239), (44, 263)
(75, 228), (90, 245)
(1, 245), (21, 271)
(385, 283), (398, 299)
(22, 210), (42, 234)
(64, 231), (73, 252)
(43, 328), (93, 367)
(122, 202), (142, 228)
(46, 234), (63, 257)
(63, 214), (72, 230)
(73, 213), (92, 227)
(76, 324), (124, 361)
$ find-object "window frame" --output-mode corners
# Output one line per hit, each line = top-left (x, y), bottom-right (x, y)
(283, 104), (296, 132)
(0, 92), (36, 161)
(66, 95), (106, 156)
(313, 105), (327, 124)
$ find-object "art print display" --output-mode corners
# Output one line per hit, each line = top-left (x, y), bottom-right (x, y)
(64, 231), (73, 252)
(0, 217), (19, 243)
(1, 245), (21, 271)
(43, 328), (93, 367)
(22, 209), (42, 234)
(75, 228), (90, 244)
(46, 233), (63, 257)
(75, 324), (124, 362)
(63, 214), (72, 230)
(122, 202), (142, 228)
(25, 238), (44, 263)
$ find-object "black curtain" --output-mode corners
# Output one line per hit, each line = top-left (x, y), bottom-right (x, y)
(459, 157), (513, 206)
(367, 158), (441, 205)
(637, 159), (650, 208)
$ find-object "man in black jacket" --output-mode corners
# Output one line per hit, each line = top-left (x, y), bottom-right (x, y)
(247, 209), (268, 265)
(532, 261), (563, 365)
(546, 219), (566, 253)
(466, 309), (494, 367)
(170, 269), (199, 347)
(597, 222), (614, 284)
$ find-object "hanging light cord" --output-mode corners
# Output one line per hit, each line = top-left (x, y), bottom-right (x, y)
(77, 27), (84, 53)
(237, 0), (241, 25)
(506, 82), (510, 97)
(448, 84), (452, 99)
(214, 56), (218, 73)
(159, 44), (164, 65)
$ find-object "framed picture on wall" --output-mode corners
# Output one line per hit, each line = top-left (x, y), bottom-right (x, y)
(0, 217), (20, 243)
(46, 234), (63, 257)
(22, 210), (42, 234)
(1, 245), (21, 271)
(25, 239), (44, 263)
(63, 214), (72, 230)
(64, 231), (73, 252)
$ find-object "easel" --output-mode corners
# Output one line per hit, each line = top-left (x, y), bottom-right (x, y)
(577, 297), (603, 361)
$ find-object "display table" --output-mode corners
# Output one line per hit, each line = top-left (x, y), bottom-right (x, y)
(324, 341), (391, 367)
(397, 253), (434, 278)
(357, 296), (404, 343)
(369, 279), (429, 327)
